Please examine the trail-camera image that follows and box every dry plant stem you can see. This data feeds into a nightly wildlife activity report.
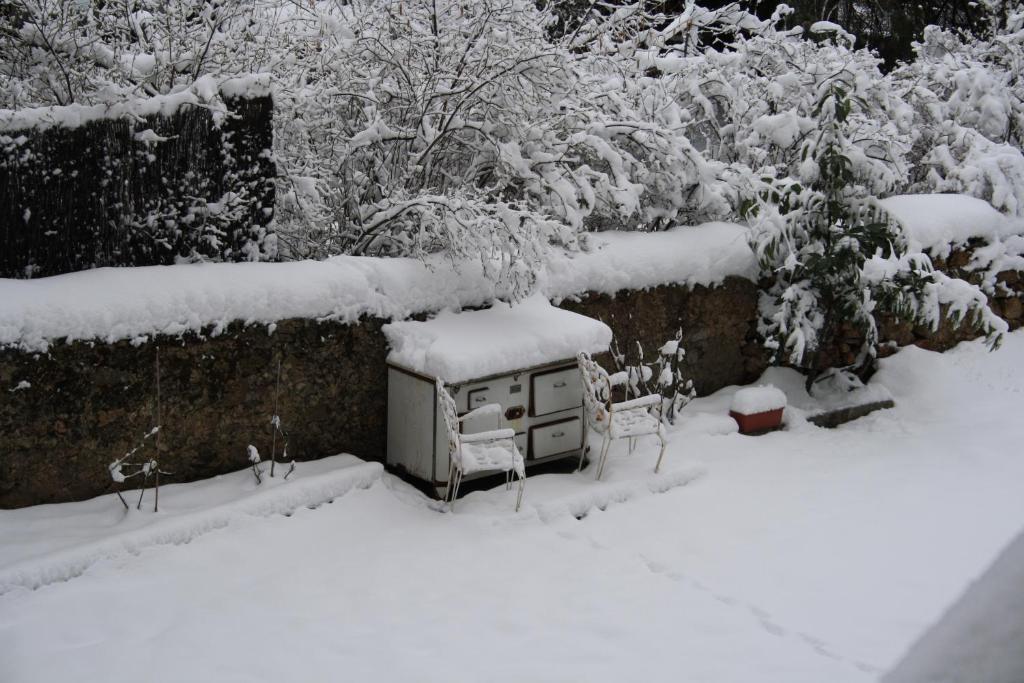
[154,347,162,512]
[270,357,281,478]
[136,473,149,510]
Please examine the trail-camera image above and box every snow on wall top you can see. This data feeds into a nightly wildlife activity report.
[0,222,756,352]
[879,194,1019,258]
[383,295,612,383]
[0,74,271,132]
[544,222,756,298]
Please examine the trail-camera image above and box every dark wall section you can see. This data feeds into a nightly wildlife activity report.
[0,89,275,278]
[0,318,387,508]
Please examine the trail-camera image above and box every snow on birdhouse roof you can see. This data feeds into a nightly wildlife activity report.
[383,295,611,383]
[730,385,787,415]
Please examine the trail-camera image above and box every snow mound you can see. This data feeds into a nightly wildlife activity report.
[383,295,612,382]
[879,194,1019,258]
[809,370,894,412]
[0,222,755,352]
[730,385,787,414]
[545,222,756,298]
[0,459,382,595]
[0,254,500,351]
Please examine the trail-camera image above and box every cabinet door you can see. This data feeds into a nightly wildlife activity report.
[531,366,581,417]
[457,375,528,433]
[529,417,582,460]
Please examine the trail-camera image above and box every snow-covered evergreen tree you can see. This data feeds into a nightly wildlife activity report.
[750,68,1006,389]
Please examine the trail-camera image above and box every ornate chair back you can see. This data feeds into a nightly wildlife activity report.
[436,380,461,464]
[577,352,612,432]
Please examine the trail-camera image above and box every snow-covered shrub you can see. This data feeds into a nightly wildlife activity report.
[749,67,1006,389]
[4,0,1024,297]
[610,330,695,424]
[275,0,751,292]
[893,15,1024,215]
[107,426,170,511]
[247,444,263,484]
[654,331,697,425]
[247,359,295,483]
[267,414,295,480]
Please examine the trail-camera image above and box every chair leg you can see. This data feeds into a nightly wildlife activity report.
[450,469,464,510]
[595,435,612,481]
[515,472,525,512]
[578,426,589,472]
[653,433,667,474]
[446,459,457,503]
[629,437,636,454]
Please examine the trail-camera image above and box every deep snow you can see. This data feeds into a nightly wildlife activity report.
[383,294,612,382]
[0,222,755,352]
[1,333,1024,682]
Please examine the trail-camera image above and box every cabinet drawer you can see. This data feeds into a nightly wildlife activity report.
[463,385,494,412]
[530,366,581,417]
[529,417,582,460]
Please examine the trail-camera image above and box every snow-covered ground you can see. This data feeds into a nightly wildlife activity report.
[2,333,1024,682]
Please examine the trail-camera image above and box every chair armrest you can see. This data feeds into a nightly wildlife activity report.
[612,394,662,412]
[461,428,516,443]
[608,371,628,386]
[459,403,502,423]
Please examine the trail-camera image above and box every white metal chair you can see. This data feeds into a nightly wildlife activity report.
[577,351,667,480]
[437,380,525,511]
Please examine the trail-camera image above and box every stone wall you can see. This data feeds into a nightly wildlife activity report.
[0,279,760,509]
[0,318,388,508]
[2,260,1022,510]
[559,277,765,395]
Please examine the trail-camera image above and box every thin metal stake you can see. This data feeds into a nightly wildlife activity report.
[271,357,281,477]
[154,347,161,513]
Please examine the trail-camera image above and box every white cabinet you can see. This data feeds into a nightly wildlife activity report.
[386,360,587,494]
[382,298,611,496]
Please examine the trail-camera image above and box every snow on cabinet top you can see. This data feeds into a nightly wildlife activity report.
[0,222,755,351]
[383,296,612,384]
[879,194,1019,258]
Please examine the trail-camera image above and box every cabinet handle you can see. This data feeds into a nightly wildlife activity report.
[553,381,567,388]
[474,396,487,403]
[552,431,565,438]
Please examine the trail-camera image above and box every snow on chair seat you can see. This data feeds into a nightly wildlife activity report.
[609,403,663,438]
[577,352,667,480]
[436,380,525,511]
